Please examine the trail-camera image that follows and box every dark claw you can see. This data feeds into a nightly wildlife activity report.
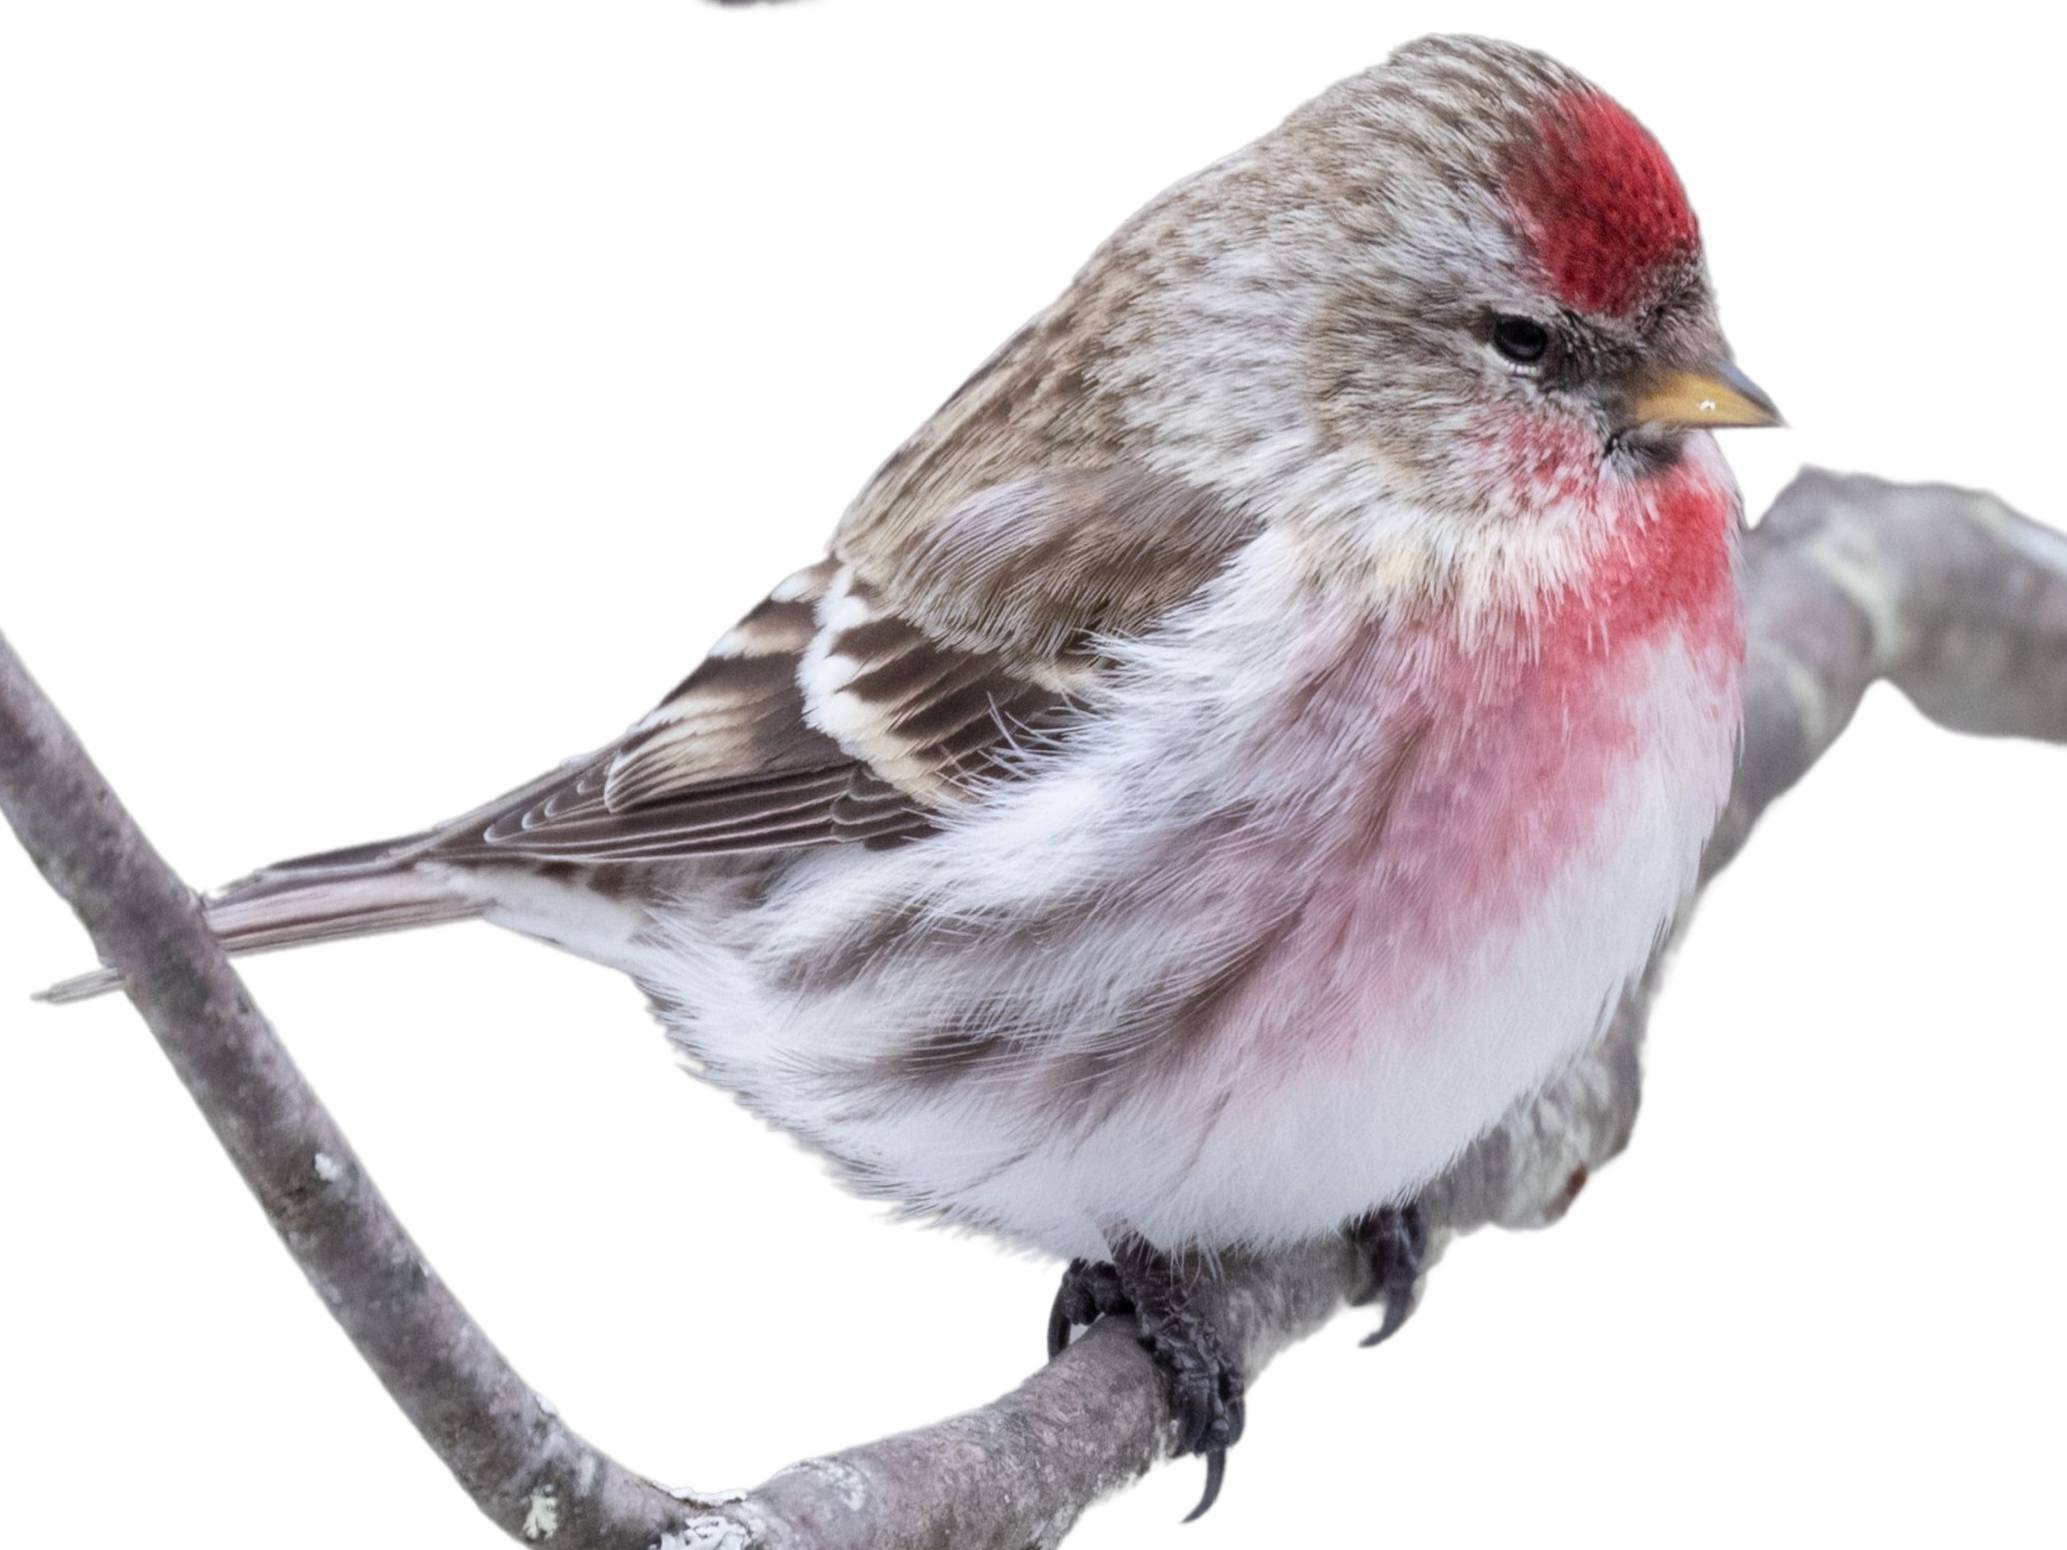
[1046,1273,1076,1360]
[1360,1285,1419,1348]
[1044,1240,1246,1520]
[1184,1448,1226,1523]
[1348,1201,1429,1348]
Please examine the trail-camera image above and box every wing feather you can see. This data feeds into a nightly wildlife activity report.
[382,465,1257,867]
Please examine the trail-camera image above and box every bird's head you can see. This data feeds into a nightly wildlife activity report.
[842,37,1779,635]
[1071,34,1779,531]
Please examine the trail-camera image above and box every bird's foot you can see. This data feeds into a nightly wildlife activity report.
[1348,1201,1429,1347]
[1047,1241,1246,1521]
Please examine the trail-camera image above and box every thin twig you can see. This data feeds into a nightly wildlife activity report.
[4,468,2063,1549]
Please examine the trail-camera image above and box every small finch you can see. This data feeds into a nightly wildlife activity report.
[51,35,1779,1513]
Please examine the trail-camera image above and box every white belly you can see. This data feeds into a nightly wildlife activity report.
[631,572,1738,1258]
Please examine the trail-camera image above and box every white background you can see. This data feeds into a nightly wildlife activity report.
[3,3,2062,1546]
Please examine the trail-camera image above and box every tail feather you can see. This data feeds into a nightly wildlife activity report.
[37,849,482,1005]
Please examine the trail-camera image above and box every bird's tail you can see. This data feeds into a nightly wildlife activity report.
[36,835,482,1005]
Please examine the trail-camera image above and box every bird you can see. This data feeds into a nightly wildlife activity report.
[46,34,1780,1515]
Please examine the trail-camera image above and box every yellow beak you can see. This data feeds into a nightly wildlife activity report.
[1629,359,1783,430]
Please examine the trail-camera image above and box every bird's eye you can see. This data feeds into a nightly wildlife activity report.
[1491,315,1551,366]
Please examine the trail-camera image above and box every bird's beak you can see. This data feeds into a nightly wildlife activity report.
[1628,358,1783,431]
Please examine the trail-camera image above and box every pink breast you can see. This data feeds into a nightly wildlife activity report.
[1227,459,1742,1062]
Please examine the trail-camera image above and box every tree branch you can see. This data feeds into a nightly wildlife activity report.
[4,468,2063,1549]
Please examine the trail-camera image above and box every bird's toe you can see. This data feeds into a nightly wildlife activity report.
[1348,1201,1430,1347]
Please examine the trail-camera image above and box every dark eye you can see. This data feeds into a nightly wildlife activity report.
[1491,314,1550,366]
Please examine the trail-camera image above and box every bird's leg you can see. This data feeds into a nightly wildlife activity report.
[1047,1239,1246,1520]
[1347,1200,1430,1347]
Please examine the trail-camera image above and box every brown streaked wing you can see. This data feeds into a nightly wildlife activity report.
[837,467,1261,664]
[601,557,844,810]
[801,574,1077,808]
[416,558,921,864]
[407,462,1257,865]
